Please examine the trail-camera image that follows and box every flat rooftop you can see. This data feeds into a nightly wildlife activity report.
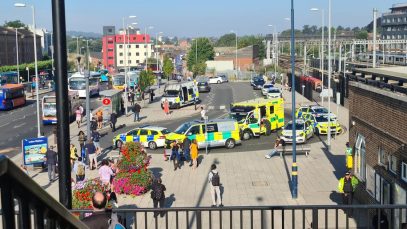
[354,67,407,81]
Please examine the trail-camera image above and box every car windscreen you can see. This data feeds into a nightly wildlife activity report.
[315,116,333,122]
[164,90,179,97]
[268,88,280,93]
[263,84,273,88]
[229,113,247,123]
[174,123,192,134]
[43,103,57,117]
[285,123,304,130]
[313,107,328,113]
[197,82,207,86]
[161,129,171,134]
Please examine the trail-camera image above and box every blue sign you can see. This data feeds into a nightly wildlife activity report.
[22,137,48,165]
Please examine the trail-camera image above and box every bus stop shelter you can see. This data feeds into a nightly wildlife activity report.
[99,89,123,122]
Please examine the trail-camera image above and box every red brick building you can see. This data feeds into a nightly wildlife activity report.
[348,68,407,226]
[214,45,259,71]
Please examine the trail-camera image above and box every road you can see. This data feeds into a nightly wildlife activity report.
[98,82,328,155]
[0,93,102,157]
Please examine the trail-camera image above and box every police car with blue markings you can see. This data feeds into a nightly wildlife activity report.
[113,125,171,150]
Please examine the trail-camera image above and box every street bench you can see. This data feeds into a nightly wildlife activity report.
[274,144,311,157]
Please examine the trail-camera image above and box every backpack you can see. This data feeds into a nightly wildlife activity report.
[93,132,100,142]
[211,172,220,186]
[77,163,85,176]
[108,212,126,229]
[152,184,164,200]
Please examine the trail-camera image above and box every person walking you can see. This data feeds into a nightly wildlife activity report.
[79,104,84,123]
[338,171,359,217]
[151,178,166,218]
[99,159,114,187]
[265,137,285,159]
[78,130,87,162]
[149,88,155,103]
[70,143,79,169]
[170,140,181,171]
[200,106,206,121]
[44,145,58,183]
[96,109,103,129]
[182,137,191,165]
[190,139,199,169]
[85,139,98,170]
[73,157,86,182]
[208,164,222,207]
[75,107,82,128]
[130,90,135,106]
[345,142,353,170]
[133,102,141,122]
[110,112,117,132]
[163,99,170,115]
[92,130,102,154]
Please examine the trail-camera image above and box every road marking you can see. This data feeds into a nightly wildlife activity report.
[208,106,215,110]
[13,115,26,122]
[219,105,225,110]
[0,122,10,128]
[13,122,26,129]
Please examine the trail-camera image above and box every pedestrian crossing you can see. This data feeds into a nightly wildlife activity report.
[207,105,228,111]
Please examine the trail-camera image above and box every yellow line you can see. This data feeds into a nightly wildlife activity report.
[292,172,298,175]
[292,162,297,167]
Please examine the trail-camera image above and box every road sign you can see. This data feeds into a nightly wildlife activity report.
[22,137,48,165]
[102,98,111,106]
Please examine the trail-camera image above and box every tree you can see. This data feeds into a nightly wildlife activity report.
[3,20,27,29]
[215,33,236,47]
[138,70,155,91]
[237,35,266,60]
[192,62,206,76]
[337,25,344,31]
[356,30,368,39]
[302,25,311,34]
[162,56,174,79]
[187,37,214,72]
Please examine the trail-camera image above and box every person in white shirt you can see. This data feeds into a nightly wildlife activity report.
[200,107,206,121]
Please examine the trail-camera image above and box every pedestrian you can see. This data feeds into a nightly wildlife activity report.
[120,98,125,115]
[149,88,155,103]
[70,143,79,169]
[133,102,141,122]
[78,130,87,161]
[99,159,114,187]
[208,164,223,207]
[90,117,98,132]
[170,140,181,171]
[82,192,111,228]
[337,171,359,217]
[265,137,285,159]
[73,157,86,182]
[190,139,199,169]
[85,139,98,170]
[96,109,103,129]
[110,112,117,132]
[130,90,135,106]
[75,107,82,128]
[182,137,191,165]
[151,178,166,218]
[44,145,58,183]
[92,130,102,154]
[79,104,84,123]
[372,210,389,229]
[163,99,170,115]
[345,142,353,170]
[200,106,206,121]
[89,109,94,122]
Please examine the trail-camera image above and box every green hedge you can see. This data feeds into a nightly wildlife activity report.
[0,60,53,73]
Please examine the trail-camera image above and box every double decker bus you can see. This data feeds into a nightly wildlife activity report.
[42,92,81,124]
[68,72,101,98]
[0,84,26,110]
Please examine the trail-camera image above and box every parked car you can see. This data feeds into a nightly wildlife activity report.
[250,75,262,86]
[266,87,282,99]
[261,83,274,95]
[280,119,314,144]
[219,75,228,83]
[197,81,211,92]
[252,78,265,90]
[208,76,225,84]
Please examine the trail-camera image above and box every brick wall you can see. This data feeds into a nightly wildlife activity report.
[348,82,407,205]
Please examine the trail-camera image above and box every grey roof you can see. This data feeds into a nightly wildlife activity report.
[354,67,407,82]
[99,89,123,97]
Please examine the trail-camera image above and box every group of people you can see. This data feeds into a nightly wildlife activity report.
[168,138,199,171]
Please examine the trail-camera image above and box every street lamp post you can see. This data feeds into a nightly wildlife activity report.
[327,0,332,149]
[268,25,277,78]
[145,26,154,71]
[310,7,325,105]
[122,16,136,116]
[156,32,163,73]
[15,2,41,137]
[85,39,92,140]
[231,30,238,78]
[15,28,20,84]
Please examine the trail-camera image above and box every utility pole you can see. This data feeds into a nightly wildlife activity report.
[15,28,20,84]
[85,40,91,144]
[327,0,332,149]
[373,8,377,68]
[122,18,129,115]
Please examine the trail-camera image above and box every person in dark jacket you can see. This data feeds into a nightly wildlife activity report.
[151,178,166,217]
[182,138,191,165]
[149,88,155,103]
[44,146,58,183]
[110,112,117,132]
[134,103,141,122]
[82,192,111,228]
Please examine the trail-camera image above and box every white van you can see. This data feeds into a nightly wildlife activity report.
[161,81,200,109]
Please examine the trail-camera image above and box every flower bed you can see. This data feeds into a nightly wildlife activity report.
[72,178,109,209]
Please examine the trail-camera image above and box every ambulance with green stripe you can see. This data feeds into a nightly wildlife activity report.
[113,125,171,150]
[229,98,284,140]
[165,119,241,149]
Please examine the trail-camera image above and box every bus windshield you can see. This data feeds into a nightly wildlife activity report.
[113,76,125,86]
[174,123,191,134]
[43,103,57,117]
[164,90,179,97]
[69,79,86,90]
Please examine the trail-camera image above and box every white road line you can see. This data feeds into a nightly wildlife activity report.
[208,106,215,110]
[13,115,26,122]
[0,122,10,128]
[219,105,225,110]
[13,122,26,129]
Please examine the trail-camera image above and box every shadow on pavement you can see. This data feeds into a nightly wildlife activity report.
[329,191,342,205]
[317,135,346,180]
[282,154,293,195]
[149,167,163,178]
[165,193,176,208]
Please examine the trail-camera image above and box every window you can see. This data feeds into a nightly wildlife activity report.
[150,130,158,135]
[119,45,123,48]
[108,57,113,59]
[139,129,148,135]
[354,134,366,181]
[402,162,407,182]
[136,45,139,48]
[128,52,131,56]
[144,45,147,48]
[389,154,398,174]
[119,60,123,64]
[128,45,131,48]
[136,52,140,56]
[128,60,131,64]
[108,40,113,44]
[108,29,113,33]
[144,52,147,56]
[378,147,385,165]
[128,129,139,135]
[366,164,375,197]
[269,106,275,114]
[136,60,140,64]
[187,125,201,135]
[204,124,218,133]
[107,48,113,52]
[119,52,123,56]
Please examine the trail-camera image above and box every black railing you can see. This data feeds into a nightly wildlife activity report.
[0,155,86,229]
[72,205,407,229]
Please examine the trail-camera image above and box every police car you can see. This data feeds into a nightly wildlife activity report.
[301,113,342,135]
[113,125,171,150]
[280,119,314,144]
[295,105,337,119]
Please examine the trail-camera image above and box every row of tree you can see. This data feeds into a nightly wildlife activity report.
[279,25,370,39]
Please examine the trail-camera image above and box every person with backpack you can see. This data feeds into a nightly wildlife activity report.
[92,130,102,154]
[73,157,86,182]
[170,140,181,171]
[150,178,166,217]
[208,164,223,207]
[134,102,141,122]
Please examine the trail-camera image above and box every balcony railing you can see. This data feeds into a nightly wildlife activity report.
[0,155,86,228]
[72,205,407,229]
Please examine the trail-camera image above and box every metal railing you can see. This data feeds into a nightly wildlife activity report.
[72,205,407,229]
[0,155,87,228]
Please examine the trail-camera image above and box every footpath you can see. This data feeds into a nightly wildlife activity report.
[10,81,361,228]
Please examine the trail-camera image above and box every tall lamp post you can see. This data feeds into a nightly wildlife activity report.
[231,30,238,78]
[290,0,298,199]
[15,28,21,84]
[145,26,154,70]
[84,39,92,140]
[310,7,325,105]
[327,0,332,149]
[267,25,277,78]
[15,2,41,137]
[122,15,136,115]
[156,32,163,72]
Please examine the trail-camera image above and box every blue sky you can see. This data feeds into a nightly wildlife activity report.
[0,0,397,37]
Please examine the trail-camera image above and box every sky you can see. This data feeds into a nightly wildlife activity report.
[0,0,398,37]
